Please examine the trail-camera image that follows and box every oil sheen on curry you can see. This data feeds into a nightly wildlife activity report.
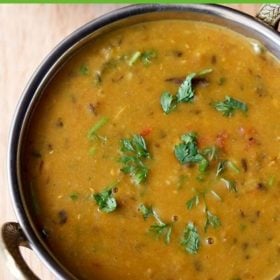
[22,20,280,280]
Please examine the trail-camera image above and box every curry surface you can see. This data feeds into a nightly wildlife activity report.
[23,20,280,280]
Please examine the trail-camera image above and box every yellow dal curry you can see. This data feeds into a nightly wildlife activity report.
[22,20,280,280]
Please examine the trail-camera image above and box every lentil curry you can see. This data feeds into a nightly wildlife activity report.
[22,20,280,280]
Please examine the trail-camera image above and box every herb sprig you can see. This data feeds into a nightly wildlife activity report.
[204,208,221,232]
[181,222,200,254]
[213,96,248,117]
[128,50,157,66]
[139,204,173,244]
[220,178,237,192]
[119,134,150,185]
[87,117,108,141]
[174,132,209,172]
[186,190,221,233]
[93,186,117,213]
[160,69,212,114]
[139,204,153,220]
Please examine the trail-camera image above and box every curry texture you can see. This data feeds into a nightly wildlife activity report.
[23,21,280,280]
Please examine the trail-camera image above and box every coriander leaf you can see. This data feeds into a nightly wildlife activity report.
[120,139,134,153]
[93,187,117,213]
[176,69,212,103]
[181,222,200,254]
[128,51,141,66]
[87,117,108,140]
[180,131,197,144]
[119,134,150,184]
[221,178,237,192]
[176,73,196,103]
[141,50,157,66]
[213,96,248,117]
[139,204,153,220]
[79,64,89,75]
[131,134,150,159]
[216,160,226,177]
[120,134,149,158]
[204,209,221,232]
[174,143,204,164]
[120,134,149,159]
[160,69,212,114]
[121,163,148,185]
[149,223,173,244]
[144,207,173,244]
[186,195,200,209]
[128,50,157,66]
[160,91,177,114]
[202,146,218,161]
[227,160,240,173]
[199,158,209,172]
[174,132,208,171]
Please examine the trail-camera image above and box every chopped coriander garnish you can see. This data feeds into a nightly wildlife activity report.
[160,91,176,114]
[204,208,221,232]
[218,77,226,85]
[227,160,240,173]
[174,132,208,172]
[87,117,108,141]
[149,223,173,244]
[197,68,213,76]
[128,51,141,66]
[196,173,206,182]
[121,134,149,158]
[139,204,153,220]
[79,64,89,75]
[160,69,212,114]
[199,158,209,172]
[202,146,218,161]
[216,160,240,176]
[119,134,150,184]
[181,222,200,254]
[121,162,148,185]
[138,205,173,244]
[186,190,222,235]
[267,176,276,187]
[210,190,222,201]
[150,210,173,244]
[186,194,200,210]
[93,187,117,213]
[213,96,248,117]
[141,50,157,65]
[69,192,79,201]
[176,73,196,103]
[128,50,157,66]
[216,160,226,177]
[177,69,213,103]
[221,178,237,192]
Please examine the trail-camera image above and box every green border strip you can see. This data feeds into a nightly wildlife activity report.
[0,1,275,4]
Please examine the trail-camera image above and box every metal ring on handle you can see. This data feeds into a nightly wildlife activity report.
[1,222,39,280]
[256,4,280,30]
